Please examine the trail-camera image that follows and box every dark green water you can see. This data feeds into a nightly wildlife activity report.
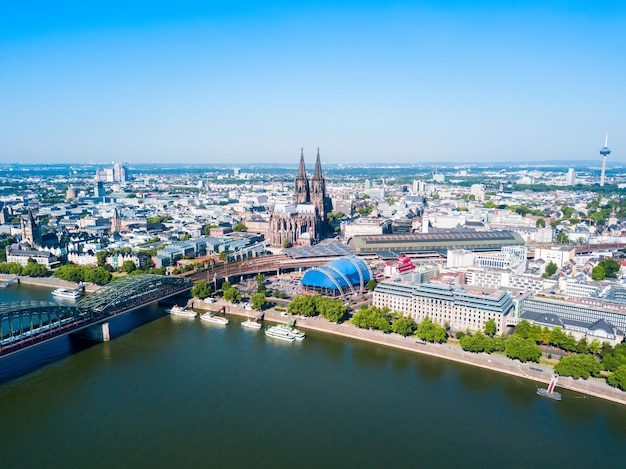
[1,284,626,468]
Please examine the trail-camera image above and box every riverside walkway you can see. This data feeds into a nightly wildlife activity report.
[204,298,626,406]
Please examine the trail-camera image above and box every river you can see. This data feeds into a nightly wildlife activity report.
[1,284,625,468]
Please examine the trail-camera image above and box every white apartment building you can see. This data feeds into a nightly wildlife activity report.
[534,246,576,269]
[564,280,600,298]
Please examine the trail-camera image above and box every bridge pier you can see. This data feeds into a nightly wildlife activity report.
[72,322,111,342]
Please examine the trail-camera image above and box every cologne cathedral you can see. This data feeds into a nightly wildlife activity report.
[268,149,331,246]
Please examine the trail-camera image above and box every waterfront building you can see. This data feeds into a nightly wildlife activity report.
[520,294,626,338]
[6,246,60,268]
[521,310,622,346]
[300,256,372,297]
[373,273,514,334]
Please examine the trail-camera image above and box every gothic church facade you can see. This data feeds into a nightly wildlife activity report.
[268,149,331,247]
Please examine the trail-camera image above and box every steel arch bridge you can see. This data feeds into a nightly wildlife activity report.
[1,275,192,357]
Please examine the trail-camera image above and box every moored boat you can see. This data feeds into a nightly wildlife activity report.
[265,325,296,342]
[241,320,262,329]
[51,288,81,299]
[200,312,229,325]
[537,373,562,401]
[166,305,196,318]
[276,323,305,340]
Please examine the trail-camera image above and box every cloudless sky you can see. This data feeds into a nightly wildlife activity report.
[0,1,624,164]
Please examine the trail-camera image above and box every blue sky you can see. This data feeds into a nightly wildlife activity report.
[0,1,624,164]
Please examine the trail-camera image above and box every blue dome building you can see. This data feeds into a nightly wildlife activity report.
[300,256,372,297]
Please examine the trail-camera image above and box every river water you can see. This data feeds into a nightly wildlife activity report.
[1,284,626,468]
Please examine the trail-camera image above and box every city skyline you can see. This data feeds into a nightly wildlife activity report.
[1,1,624,164]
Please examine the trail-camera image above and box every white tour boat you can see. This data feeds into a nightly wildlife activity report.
[241,320,262,329]
[275,323,305,340]
[166,305,196,318]
[200,312,229,325]
[51,288,81,299]
[265,325,296,342]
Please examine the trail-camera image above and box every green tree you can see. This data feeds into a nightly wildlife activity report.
[515,320,542,342]
[392,317,418,337]
[608,364,626,390]
[219,250,232,261]
[484,318,497,337]
[416,317,447,343]
[21,259,47,277]
[96,250,108,267]
[251,292,267,310]
[121,260,137,273]
[191,280,212,299]
[598,259,620,278]
[555,232,569,244]
[281,239,292,249]
[601,342,626,372]
[232,222,246,232]
[505,335,541,363]
[554,354,601,379]
[591,265,606,281]
[203,224,217,235]
[366,279,377,291]
[224,286,242,303]
[460,332,488,352]
[536,218,546,228]
[543,261,558,278]
[288,294,317,316]
[313,296,349,323]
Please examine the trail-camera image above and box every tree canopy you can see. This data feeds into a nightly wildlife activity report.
[191,280,212,299]
[554,354,602,379]
[416,316,447,343]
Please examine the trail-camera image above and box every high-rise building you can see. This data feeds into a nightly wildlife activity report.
[94,181,105,198]
[113,162,126,182]
[0,202,11,224]
[565,168,576,186]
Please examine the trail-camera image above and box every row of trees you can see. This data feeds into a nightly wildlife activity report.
[53,264,113,285]
[350,306,448,342]
[0,259,48,277]
[287,294,350,323]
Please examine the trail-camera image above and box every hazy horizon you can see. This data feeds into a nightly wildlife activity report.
[1,1,624,164]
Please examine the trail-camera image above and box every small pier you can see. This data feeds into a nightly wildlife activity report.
[0,276,19,288]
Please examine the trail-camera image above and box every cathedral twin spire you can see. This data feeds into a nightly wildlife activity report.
[293,148,328,224]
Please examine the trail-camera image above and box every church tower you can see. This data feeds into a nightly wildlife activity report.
[293,148,310,204]
[310,148,330,227]
[21,209,41,246]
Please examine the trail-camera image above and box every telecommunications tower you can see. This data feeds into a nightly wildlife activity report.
[600,132,611,187]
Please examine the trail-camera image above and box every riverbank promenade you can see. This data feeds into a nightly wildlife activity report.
[195,298,626,406]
